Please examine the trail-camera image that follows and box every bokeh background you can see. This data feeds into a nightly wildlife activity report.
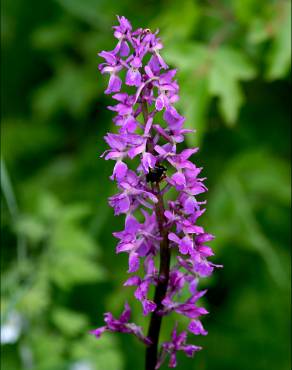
[1,1,291,370]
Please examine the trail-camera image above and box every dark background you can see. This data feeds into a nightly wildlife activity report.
[1,1,291,370]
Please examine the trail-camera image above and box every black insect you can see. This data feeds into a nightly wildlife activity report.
[146,164,167,183]
[141,29,151,41]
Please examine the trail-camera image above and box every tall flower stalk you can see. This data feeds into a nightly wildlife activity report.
[91,16,221,370]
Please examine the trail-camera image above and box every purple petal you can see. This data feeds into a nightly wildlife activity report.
[110,161,128,181]
[144,65,154,78]
[179,236,192,255]
[169,353,177,368]
[148,55,161,74]
[126,68,142,87]
[119,302,131,323]
[120,40,130,56]
[128,252,140,273]
[188,320,208,336]
[180,148,199,161]
[128,143,146,158]
[144,117,153,135]
[142,152,156,173]
[105,74,122,94]
[171,172,186,190]
[124,276,141,286]
[163,107,185,129]
[131,57,142,68]
[155,52,168,69]
[116,243,135,253]
[183,196,198,214]
[90,326,106,338]
[164,210,176,222]
[196,233,215,244]
[112,92,128,102]
[182,344,202,357]
[168,232,181,245]
[125,215,140,232]
[197,245,214,257]
[98,51,116,64]
[155,95,165,111]
[142,300,156,315]
[160,69,177,83]
[115,15,132,33]
[109,194,130,215]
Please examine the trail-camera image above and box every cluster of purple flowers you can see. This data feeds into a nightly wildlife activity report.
[91,16,221,369]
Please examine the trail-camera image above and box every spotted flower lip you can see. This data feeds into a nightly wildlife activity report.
[91,15,221,369]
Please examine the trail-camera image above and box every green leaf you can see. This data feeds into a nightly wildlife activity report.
[32,62,97,119]
[36,192,62,222]
[164,42,209,71]
[18,278,50,317]
[71,334,124,370]
[55,0,119,28]
[49,251,105,289]
[31,22,76,50]
[164,42,211,142]
[51,224,97,256]
[225,175,288,287]
[209,47,256,125]
[151,0,200,42]
[16,216,47,246]
[52,307,89,336]
[227,149,291,205]
[179,75,210,146]
[207,149,290,287]
[209,66,243,125]
[233,0,262,24]
[1,119,58,166]
[266,1,291,80]
[28,329,66,370]
[247,17,270,44]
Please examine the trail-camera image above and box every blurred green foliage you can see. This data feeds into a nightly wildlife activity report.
[1,1,290,370]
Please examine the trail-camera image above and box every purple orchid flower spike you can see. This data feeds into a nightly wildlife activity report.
[91,15,221,370]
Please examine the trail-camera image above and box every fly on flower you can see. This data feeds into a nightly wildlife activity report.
[146,164,167,183]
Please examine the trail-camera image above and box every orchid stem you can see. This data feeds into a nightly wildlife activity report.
[142,101,171,370]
